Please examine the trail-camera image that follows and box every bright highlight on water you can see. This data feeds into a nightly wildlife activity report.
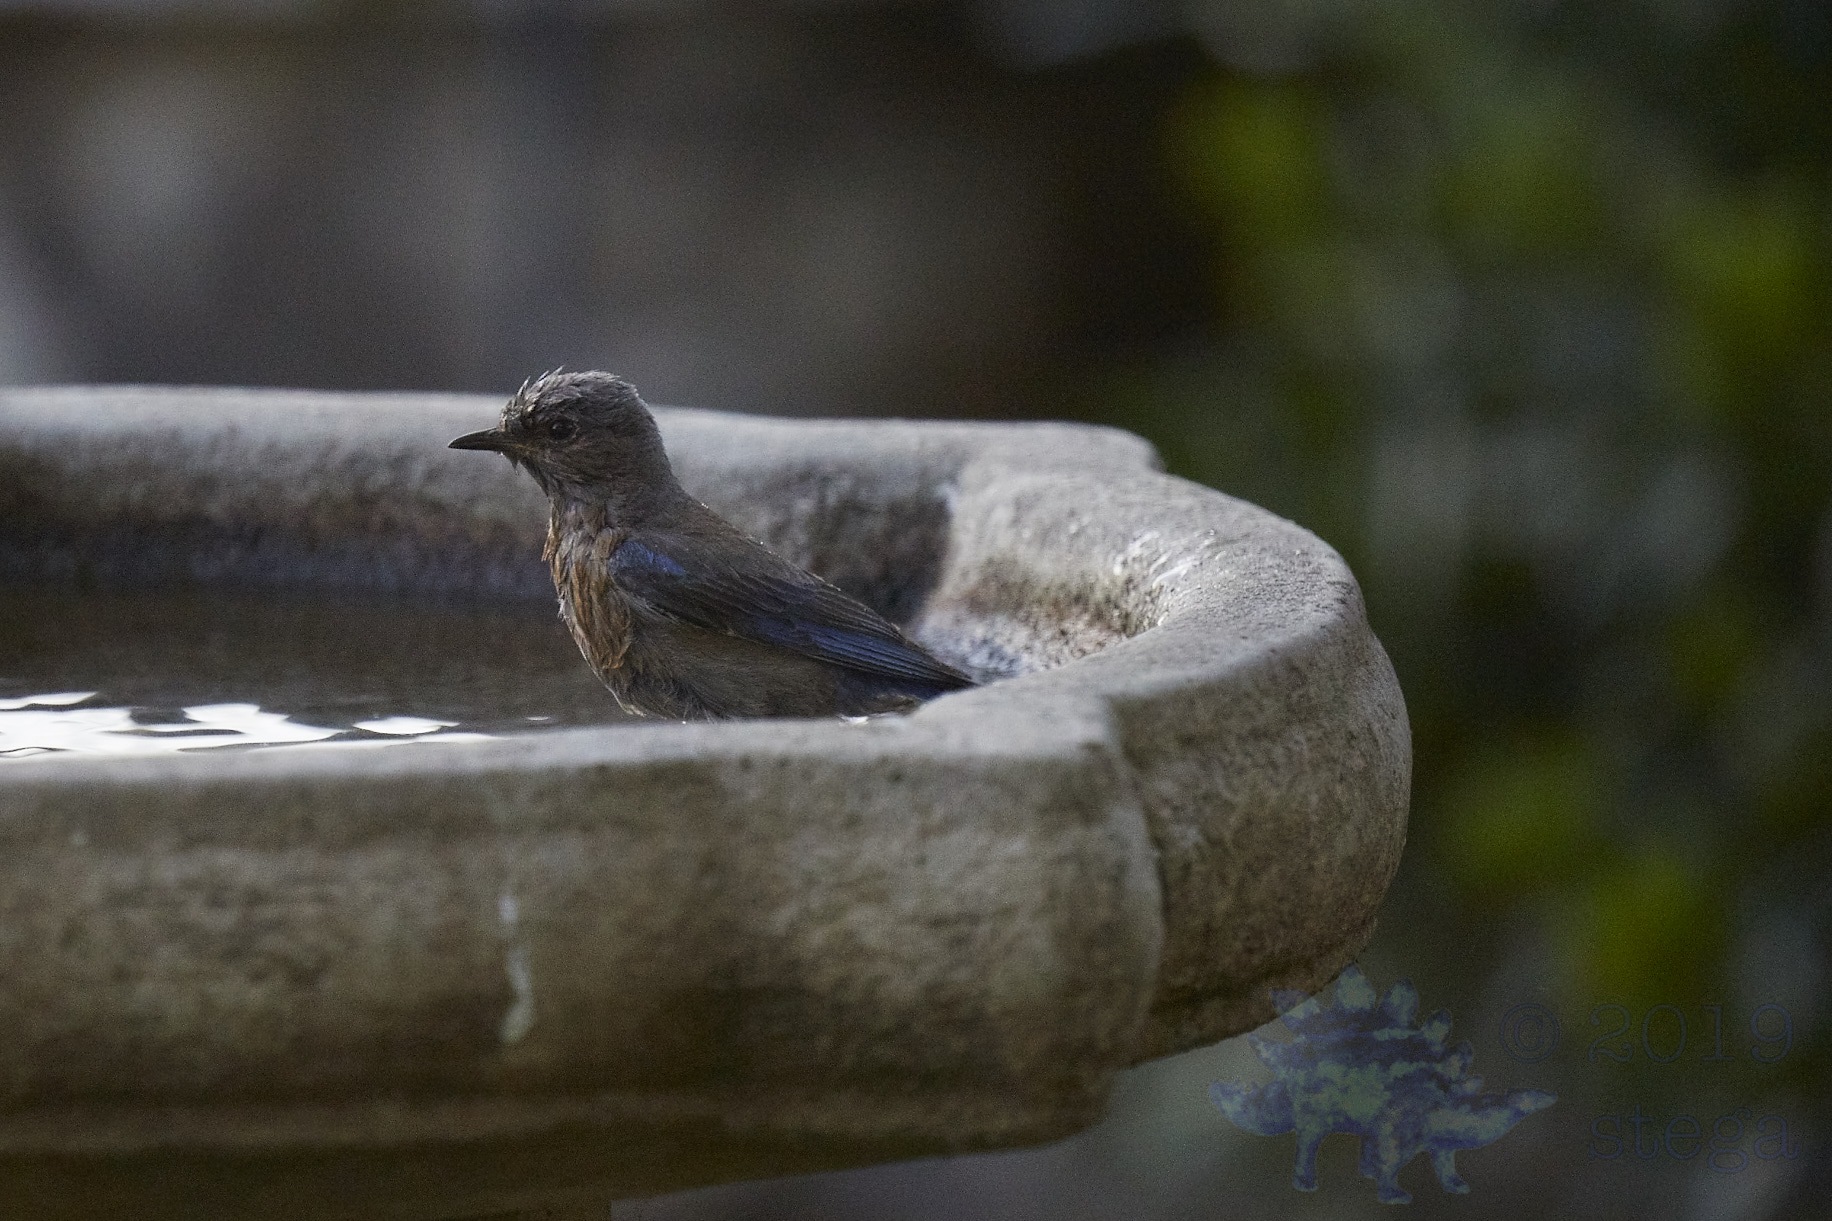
[0,586,636,762]
[0,693,491,759]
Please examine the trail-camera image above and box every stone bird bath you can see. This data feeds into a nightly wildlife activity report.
[0,386,1409,1219]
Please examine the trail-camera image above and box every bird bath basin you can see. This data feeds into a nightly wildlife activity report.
[0,386,1409,1219]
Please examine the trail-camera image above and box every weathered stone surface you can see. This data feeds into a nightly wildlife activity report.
[0,386,1409,1218]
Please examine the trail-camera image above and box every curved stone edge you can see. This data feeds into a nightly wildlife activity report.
[919,458,1411,1061]
[0,698,1161,1140]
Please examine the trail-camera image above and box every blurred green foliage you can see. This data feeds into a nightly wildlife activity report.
[1085,0,1830,1063]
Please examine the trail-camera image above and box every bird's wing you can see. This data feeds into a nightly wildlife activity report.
[609,534,972,688]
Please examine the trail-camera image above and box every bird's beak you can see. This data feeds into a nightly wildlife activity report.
[449,428,512,452]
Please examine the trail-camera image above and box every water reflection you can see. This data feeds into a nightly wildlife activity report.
[0,694,492,759]
[0,585,631,761]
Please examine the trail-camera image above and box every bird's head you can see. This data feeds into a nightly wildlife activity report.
[449,370,681,515]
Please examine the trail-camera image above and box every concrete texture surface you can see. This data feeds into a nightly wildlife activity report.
[0,385,1409,1218]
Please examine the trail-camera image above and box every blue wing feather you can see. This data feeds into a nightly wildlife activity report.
[609,532,972,690]
[615,540,688,578]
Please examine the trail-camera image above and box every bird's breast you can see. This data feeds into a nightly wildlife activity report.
[548,524,636,678]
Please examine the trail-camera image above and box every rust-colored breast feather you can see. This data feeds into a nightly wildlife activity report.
[547,519,634,686]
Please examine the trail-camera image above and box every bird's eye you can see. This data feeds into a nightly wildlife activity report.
[545,419,577,441]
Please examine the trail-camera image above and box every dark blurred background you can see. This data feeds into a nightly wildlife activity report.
[3,1,1828,1218]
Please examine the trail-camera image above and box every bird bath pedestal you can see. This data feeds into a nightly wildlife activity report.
[0,386,1409,1219]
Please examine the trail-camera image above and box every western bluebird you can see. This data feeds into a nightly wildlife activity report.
[449,371,976,720]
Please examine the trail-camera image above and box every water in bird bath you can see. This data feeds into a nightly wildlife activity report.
[0,585,631,760]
